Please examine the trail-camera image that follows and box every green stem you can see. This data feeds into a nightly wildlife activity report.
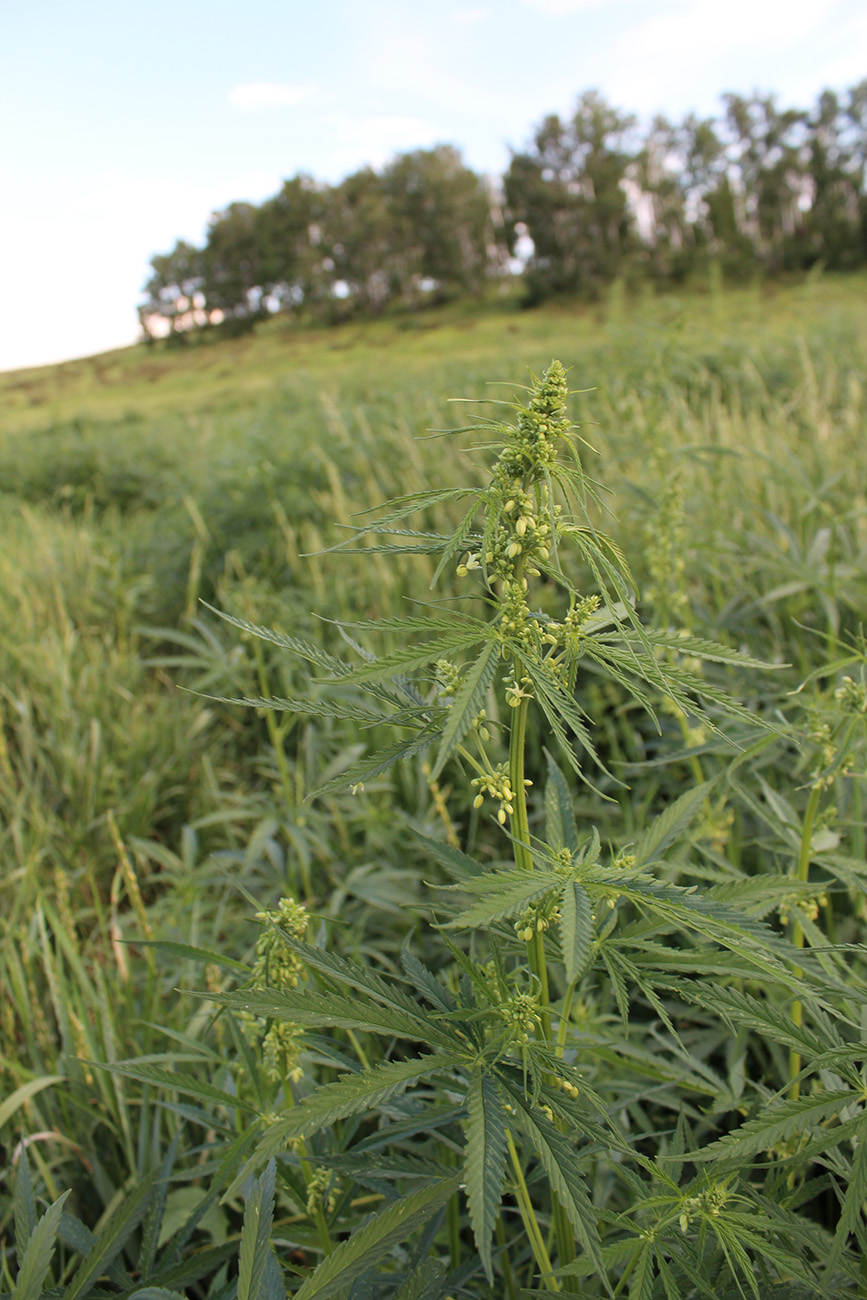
[789,783,822,1100]
[507,1130,560,1292]
[510,685,576,1283]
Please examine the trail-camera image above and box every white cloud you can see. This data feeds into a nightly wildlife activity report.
[227,82,313,110]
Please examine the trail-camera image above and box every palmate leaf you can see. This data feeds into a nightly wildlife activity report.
[292,1174,461,1300]
[325,630,486,687]
[431,641,499,779]
[464,1071,509,1283]
[413,831,484,880]
[202,605,352,676]
[544,751,579,854]
[248,1053,461,1163]
[238,1160,278,1300]
[92,1060,259,1115]
[688,1090,856,1162]
[10,1189,69,1300]
[830,1111,867,1264]
[213,985,454,1048]
[271,934,464,1049]
[312,726,439,797]
[442,865,563,930]
[634,782,716,866]
[393,1257,449,1300]
[506,1094,607,1284]
[560,881,593,983]
[430,499,482,589]
[13,1148,37,1270]
[201,691,393,725]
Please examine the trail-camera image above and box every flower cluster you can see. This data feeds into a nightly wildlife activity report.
[513,894,562,942]
[471,763,531,824]
[253,896,309,991]
[678,1183,729,1234]
[835,675,867,714]
[249,897,309,1085]
[496,989,543,1046]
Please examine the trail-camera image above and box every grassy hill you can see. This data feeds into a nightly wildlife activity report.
[1,274,866,1295]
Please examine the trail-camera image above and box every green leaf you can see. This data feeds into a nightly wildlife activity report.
[63,1173,155,1300]
[10,1190,70,1300]
[292,1175,461,1300]
[635,782,715,866]
[443,866,562,930]
[508,1099,606,1282]
[688,1090,855,1161]
[312,728,438,797]
[13,1148,37,1271]
[393,1257,449,1300]
[430,500,482,589]
[413,832,484,880]
[430,640,498,780]
[464,1071,508,1283]
[93,1061,258,1115]
[544,751,578,854]
[250,1053,459,1162]
[328,632,483,686]
[560,881,593,983]
[238,1159,277,1300]
[0,1076,64,1132]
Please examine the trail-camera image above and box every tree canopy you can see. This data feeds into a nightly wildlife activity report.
[140,82,867,339]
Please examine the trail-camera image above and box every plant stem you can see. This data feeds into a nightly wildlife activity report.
[789,782,822,1100]
[507,1130,560,1292]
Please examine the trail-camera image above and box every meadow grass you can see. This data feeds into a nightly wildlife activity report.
[1,274,866,1295]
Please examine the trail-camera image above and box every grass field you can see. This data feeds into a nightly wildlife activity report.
[1,273,866,1297]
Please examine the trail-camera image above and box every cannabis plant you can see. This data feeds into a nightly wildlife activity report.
[115,363,864,1297]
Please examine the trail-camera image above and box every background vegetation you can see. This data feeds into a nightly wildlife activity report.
[1,272,866,1294]
[138,83,867,340]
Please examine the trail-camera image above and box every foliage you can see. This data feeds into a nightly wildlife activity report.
[138,81,867,336]
[2,286,867,1296]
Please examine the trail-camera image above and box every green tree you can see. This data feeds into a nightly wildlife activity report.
[381,145,496,303]
[202,201,264,325]
[138,240,205,340]
[505,92,637,302]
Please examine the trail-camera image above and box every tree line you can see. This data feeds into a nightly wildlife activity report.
[140,82,867,339]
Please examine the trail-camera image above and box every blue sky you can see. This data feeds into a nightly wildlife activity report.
[2,0,865,371]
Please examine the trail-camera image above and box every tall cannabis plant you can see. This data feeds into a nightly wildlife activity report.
[186,363,863,1297]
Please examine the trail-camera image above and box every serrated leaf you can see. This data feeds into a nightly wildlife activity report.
[214,985,445,1045]
[238,1159,276,1300]
[635,782,715,866]
[14,1148,37,1270]
[508,1099,606,1281]
[10,1190,70,1300]
[544,751,578,854]
[443,866,562,930]
[689,1090,855,1161]
[327,632,483,687]
[312,728,438,797]
[430,500,482,588]
[413,832,484,880]
[430,641,498,780]
[93,1062,258,1115]
[464,1072,508,1283]
[561,881,593,983]
[249,1054,459,1165]
[393,1257,448,1300]
[292,1175,461,1300]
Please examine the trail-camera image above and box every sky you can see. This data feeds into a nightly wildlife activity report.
[1,0,865,372]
